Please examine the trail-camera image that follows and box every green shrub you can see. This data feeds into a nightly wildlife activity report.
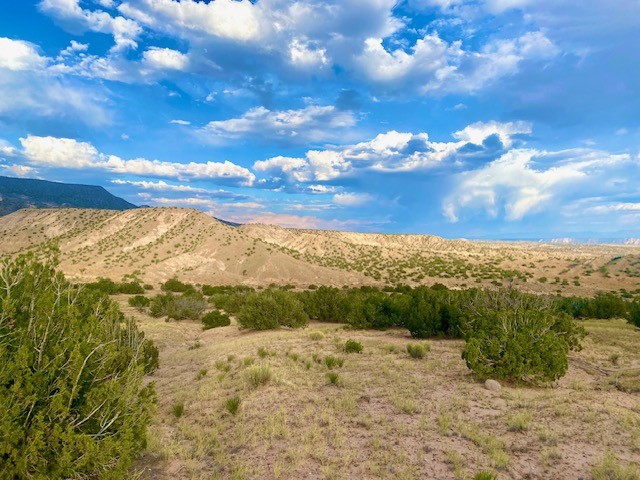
[628,300,640,327]
[344,339,363,353]
[326,372,340,385]
[474,472,498,480]
[149,292,207,320]
[324,356,343,369]
[128,294,150,311]
[406,343,429,359]
[161,278,195,294]
[245,365,272,388]
[257,347,269,358]
[237,290,309,330]
[0,254,156,479]
[117,281,145,295]
[225,396,241,415]
[591,452,639,480]
[201,310,231,330]
[309,331,325,341]
[462,309,584,383]
[172,402,185,418]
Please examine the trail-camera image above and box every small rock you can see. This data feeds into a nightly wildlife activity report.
[485,379,501,392]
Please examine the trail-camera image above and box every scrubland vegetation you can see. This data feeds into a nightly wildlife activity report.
[2,243,640,478]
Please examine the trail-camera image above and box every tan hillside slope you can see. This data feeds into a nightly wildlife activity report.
[0,208,364,286]
[240,223,640,295]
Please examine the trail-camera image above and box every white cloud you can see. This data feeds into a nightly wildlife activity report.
[111,179,247,199]
[289,39,329,69]
[0,38,48,71]
[253,120,531,184]
[118,0,265,42]
[443,148,637,222]
[19,135,255,186]
[170,119,191,126]
[200,105,357,143]
[453,120,532,148]
[333,192,373,206]
[39,0,142,51]
[0,164,37,177]
[355,30,557,94]
[142,47,189,71]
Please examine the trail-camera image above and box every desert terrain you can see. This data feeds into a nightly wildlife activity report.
[0,207,639,297]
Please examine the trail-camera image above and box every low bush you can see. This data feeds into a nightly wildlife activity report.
[462,308,584,383]
[201,310,231,330]
[406,343,429,359]
[128,294,150,311]
[172,402,184,418]
[326,372,340,385]
[0,254,156,479]
[226,396,241,415]
[161,278,195,294]
[628,300,640,327]
[237,290,308,330]
[149,293,207,321]
[245,365,272,389]
[344,339,363,353]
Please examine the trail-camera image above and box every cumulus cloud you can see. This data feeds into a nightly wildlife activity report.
[39,0,142,51]
[142,47,189,71]
[118,0,266,42]
[356,30,557,94]
[333,192,374,206]
[19,135,255,187]
[253,120,527,185]
[0,38,48,71]
[199,105,357,144]
[453,120,532,148]
[443,148,637,222]
[111,179,248,199]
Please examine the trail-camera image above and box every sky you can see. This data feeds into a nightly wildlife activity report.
[0,0,639,240]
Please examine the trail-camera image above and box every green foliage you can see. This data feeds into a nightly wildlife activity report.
[462,306,584,383]
[324,355,344,369]
[161,278,195,294]
[326,372,340,385]
[84,277,144,295]
[0,254,156,479]
[591,452,639,480]
[201,310,231,330]
[237,290,309,330]
[225,396,241,415]
[627,300,640,327]
[557,292,628,319]
[308,330,325,341]
[474,472,498,480]
[245,365,272,388]
[128,294,150,311]
[149,292,207,320]
[402,287,464,338]
[172,402,184,418]
[344,339,363,353]
[406,342,429,359]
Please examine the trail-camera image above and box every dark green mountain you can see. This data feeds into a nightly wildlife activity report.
[0,176,137,216]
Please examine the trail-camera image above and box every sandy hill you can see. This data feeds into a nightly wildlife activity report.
[0,207,639,294]
[240,223,640,295]
[0,208,362,286]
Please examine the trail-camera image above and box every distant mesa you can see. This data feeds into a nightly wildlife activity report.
[0,176,136,216]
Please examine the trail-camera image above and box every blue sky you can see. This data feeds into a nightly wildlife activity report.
[0,0,638,239]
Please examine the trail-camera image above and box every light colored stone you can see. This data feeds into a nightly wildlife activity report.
[485,379,501,392]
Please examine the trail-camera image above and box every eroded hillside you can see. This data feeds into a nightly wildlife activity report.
[1,207,639,295]
[240,224,640,296]
[0,208,363,286]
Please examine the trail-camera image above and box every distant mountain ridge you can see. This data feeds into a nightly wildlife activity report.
[0,176,136,216]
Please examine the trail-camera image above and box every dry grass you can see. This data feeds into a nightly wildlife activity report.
[125,299,640,480]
